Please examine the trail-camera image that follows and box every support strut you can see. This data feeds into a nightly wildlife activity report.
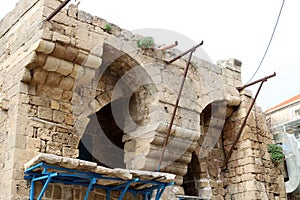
[159,41,178,51]
[45,0,72,21]
[157,41,204,171]
[222,72,276,170]
[166,41,203,64]
[237,72,276,91]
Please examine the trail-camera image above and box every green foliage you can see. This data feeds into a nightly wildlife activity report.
[137,37,155,49]
[104,23,112,33]
[268,144,285,163]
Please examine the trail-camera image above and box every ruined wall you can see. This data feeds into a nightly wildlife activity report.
[222,91,286,200]
[0,0,287,199]
[0,0,46,198]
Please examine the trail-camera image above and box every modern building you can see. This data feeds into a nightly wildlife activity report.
[266,94,300,141]
[266,94,300,198]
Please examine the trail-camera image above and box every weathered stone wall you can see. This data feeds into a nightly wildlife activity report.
[0,0,287,199]
[223,91,286,200]
[0,0,45,198]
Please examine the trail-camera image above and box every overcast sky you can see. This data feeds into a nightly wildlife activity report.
[1,0,299,110]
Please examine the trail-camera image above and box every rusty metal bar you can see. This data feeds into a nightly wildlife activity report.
[158,41,178,51]
[237,72,276,91]
[222,73,276,170]
[222,81,265,170]
[157,49,196,172]
[45,0,72,21]
[166,41,203,64]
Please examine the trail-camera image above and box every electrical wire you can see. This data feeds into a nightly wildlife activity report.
[246,0,286,83]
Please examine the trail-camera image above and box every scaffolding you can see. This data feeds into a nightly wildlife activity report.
[24,162,175,200]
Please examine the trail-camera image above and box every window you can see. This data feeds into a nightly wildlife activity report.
[295,109,300,118]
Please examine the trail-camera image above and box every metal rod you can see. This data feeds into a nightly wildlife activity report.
[84,178,96,200]
[37,175,54,200]
[166,41,203,64]
[45,0,72,21]
[30,179,35,200]
[158,41,178,51]
[31,117,71,130]
[237,72,276,91]
[222,80,266,170]
[157,49,196,171]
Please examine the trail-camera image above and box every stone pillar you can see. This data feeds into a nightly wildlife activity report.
[223,90,286,199]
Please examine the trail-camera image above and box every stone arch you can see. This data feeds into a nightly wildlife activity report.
[74,41,161,168]
[183,99,238,198]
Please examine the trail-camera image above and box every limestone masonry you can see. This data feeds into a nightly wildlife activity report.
[0,0,287,199]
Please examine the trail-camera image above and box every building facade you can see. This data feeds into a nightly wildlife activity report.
[266,94,300,198]
[0,0,287,199]
[266,94,300,136]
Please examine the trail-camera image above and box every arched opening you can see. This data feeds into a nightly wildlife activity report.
[183,152,200,196]
[78,43,156,168]
[183,101,235,198]
[78,98,128,168]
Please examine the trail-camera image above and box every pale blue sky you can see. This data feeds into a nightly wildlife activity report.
[1,0,299,110]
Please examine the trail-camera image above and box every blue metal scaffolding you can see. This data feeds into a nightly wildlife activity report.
[24,162,174,200]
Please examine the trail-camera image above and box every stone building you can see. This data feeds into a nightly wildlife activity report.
[0,0,287,199]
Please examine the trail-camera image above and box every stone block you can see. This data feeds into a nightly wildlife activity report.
[51,100,60,110]
[60,157,79,170]
[76,27,89,39]
[61,91,73,102]
[52,132,69,144]
[0,98,10,111]
[30,96,50,107]
[65,113,74,125]
[65,46,79,62]
[46,72,62,87]
[74,51,88,65]
[76,38,93,51]
[44,0,61,10]
[53,110,65,123]
[89,99,101,113]
[90,44,104,57]
[26,138,41,150]
[237,157,255,166]
[35,39,55,54]
[31,68,48,84]
[61,103,72,113]
[78,160,97,170]
[38,106,52,121]
[51,43,66,59]
[56,60,73,76]
[49,88,64,100]
[21,68,32,82]
[69,64,80,78]
[96,92,111,106]
[77,67,95,85]
[243,190,257,199]
[41,28,53,40]
[59,76,74,91]
[92,16,106,28]
[53,32,71,44]
[46,142,62,156]
[62,147,79,158]
[84,54,102,69]
[43,56,61,72]
[68,4,78,18]
[77,10,93,24]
